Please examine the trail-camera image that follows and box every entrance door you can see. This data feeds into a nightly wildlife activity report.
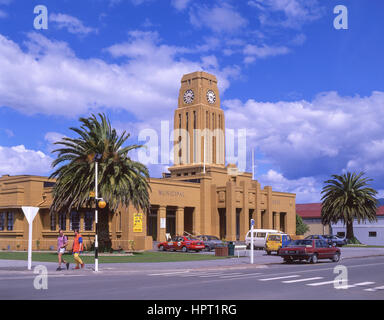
[166,208,176,237]
[184,207,194,235]
[219,208,226,240]
[236,208,241,241]
[147,208,157,241]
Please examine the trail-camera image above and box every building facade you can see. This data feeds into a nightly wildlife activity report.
[296,203,331,237]
[297,203,384,245]
[0,71,296,251]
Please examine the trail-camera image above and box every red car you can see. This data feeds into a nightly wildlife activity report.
[278,239,341,264]
[158,236,205,252]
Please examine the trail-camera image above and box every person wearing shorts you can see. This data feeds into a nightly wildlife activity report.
[57,229,70,271]
[72,229,85,269]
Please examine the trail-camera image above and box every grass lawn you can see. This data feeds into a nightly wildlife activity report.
[0,251,228,263]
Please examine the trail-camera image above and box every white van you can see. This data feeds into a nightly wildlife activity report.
[245,229,282,249]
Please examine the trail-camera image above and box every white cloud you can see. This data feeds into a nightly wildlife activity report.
[44,132,66,144]
[50,13,98,35]
[171,0,191,11]
[249,0,324,28]
[0,31,237,121]
[259,169,321,203]
[0,145,53,176]
[243,44,290,63]
[223,91,384,200]
[190,3,247,33]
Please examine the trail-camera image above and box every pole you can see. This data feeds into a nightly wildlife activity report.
[22,207,39,271]
[95,161,99,272]
[28,221,33,270]
[250,219,254,264]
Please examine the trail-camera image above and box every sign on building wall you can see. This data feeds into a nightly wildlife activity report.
[160,218,166,229]
[133,213,143,233]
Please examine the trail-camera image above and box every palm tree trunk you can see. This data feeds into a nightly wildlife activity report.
[346,220,354,240]
[98,207,112,252]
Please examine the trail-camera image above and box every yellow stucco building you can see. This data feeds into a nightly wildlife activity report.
[0,71,296,251]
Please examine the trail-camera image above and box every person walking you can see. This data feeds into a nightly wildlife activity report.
[57,229,70,271]
[72,229,85,269]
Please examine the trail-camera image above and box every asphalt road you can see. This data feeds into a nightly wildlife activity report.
[1,255,384,300]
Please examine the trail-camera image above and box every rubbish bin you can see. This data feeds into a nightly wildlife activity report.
[215,246,228,256]
[227,242,235,256]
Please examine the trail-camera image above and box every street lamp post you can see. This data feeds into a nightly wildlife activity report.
[94,153,103,272]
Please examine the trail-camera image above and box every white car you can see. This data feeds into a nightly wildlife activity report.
[245,229,282,249]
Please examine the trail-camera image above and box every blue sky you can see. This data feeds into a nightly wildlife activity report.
[0,0,383,203]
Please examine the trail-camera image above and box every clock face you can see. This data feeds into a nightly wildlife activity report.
[183,89,194,104]
[206,90,216,104]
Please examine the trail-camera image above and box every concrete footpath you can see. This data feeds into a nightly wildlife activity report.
[0,247,383,274]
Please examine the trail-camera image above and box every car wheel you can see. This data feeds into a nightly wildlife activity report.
[310,254,318,264]
[266,251,271,255]
[159,245,165,251]
[204,246,211,252]
[284,258,293,264]
[182,246,188,253]
[332,252,340,262]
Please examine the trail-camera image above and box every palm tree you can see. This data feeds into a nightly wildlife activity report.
[50,113,151,250]
[321,172,378,242]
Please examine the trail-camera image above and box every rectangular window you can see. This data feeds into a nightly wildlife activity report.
[84,211,94,231]
[369,231,377,237]
[178,114,181,129]
[59,212,66,230]
[70,211,80,231]
[7,212,14,231]
[0,213,4,231]
[50,213,56,231]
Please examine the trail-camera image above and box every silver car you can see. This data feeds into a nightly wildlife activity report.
[196,235,223,252]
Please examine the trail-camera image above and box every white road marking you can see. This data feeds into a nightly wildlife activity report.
[307,280,336,286]
[283,277,323,283]
[180,272,224,277]
[364,285,384,292]
[259,275,300,281]
[200,272,244,278]
[343,282,375,289]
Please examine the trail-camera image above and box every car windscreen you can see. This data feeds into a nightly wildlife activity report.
[268,235,281,241]
[288,240,312,247]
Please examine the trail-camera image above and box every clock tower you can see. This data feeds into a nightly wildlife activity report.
[169,71,225,177]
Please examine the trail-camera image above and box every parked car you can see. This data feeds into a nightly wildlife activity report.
[265,233,291,255]
[322,235,347,247]
[245,229,281,249]
[305,234,333,245]
[196,235,223,251]
[278,239,341,264]
[157,236,205,252]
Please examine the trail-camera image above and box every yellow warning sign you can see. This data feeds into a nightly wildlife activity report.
[133,213,143,233]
